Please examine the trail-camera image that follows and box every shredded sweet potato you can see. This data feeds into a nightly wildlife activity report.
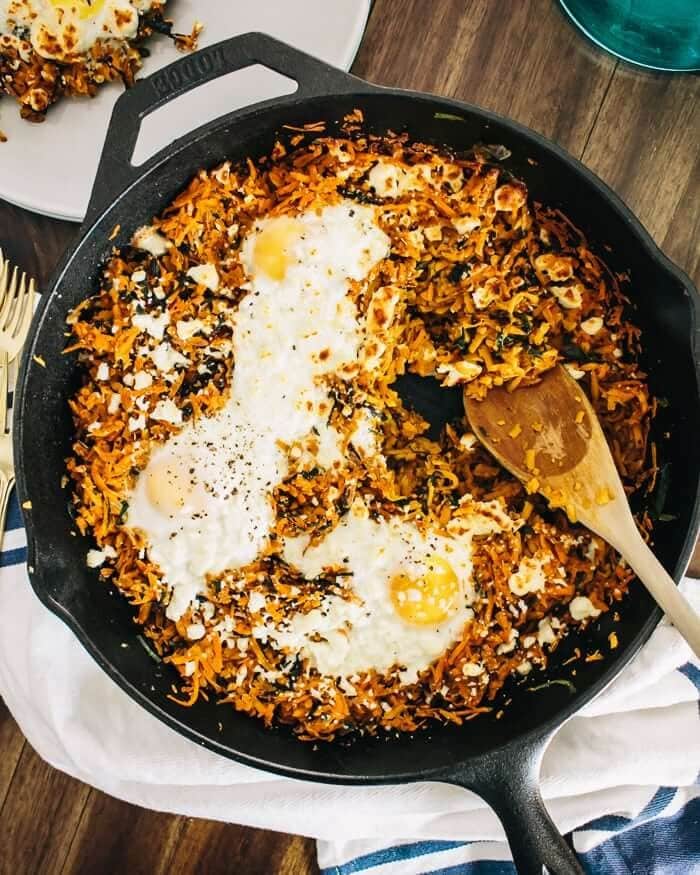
[65,119,654,741]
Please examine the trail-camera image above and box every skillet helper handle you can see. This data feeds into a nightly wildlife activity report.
[87,31,368,224]
[445,736,584,875]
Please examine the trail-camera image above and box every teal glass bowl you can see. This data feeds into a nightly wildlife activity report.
[560,0,700,71]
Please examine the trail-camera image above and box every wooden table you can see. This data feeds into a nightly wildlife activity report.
[0,1,698,872]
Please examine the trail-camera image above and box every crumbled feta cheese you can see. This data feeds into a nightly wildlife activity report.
[128,414,146,432]
[248,591,266,613]
[437,360,483,386]
[236,638,249,653]
[509,556,546,596]
[201,601,215,622]
[150,399,183,425]
[459,432,478,451]
[131,270,147,284]
[133,311,170,341]
[123,372,135,387]
[569,596,601,621]
[87,549,106,567]
[187,263,220,291]
[537,617,557,646]
[184,661,197,677]
[535,254,575,282]
[132,226,171,257]
[339,677,358,696]
[522,635,536,648]
[367,161,419,197]
[516,659,533,675]
[423,225,443,242]
[96,362,110,381]
[472,286,494,309]
[87,420,102,433]
[494,183,526,212]
[496,629,519,655]
[452,215,481,235]
[462,662,484,677]
[497,640,516,656]
[551,283,584,309]
[187,623,206,640]
[133,371,153,390]
[585,539,598,562]
[176,319,206,341]
[581,316,603,335]
[564,363,586,380]
[107,393,121,415]
[150,343,188,373]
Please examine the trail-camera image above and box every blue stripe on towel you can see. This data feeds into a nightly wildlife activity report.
[321,840,468,874]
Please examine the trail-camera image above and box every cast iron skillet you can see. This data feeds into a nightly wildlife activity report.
[14,33,700,875]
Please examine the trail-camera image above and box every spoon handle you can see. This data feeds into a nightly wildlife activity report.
[616,529,700,659]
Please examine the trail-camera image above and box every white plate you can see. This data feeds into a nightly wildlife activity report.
[0,0,370,222]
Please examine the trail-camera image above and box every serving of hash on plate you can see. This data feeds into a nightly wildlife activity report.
[64,114,658,740]
[0,0,199,122]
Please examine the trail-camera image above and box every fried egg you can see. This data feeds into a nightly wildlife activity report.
[127,202,390,620]
[1,0,154,60]
[273,498,510,682]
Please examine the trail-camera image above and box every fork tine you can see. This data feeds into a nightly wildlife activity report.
[0,266,18,332]
[0,251,8,300]
[12,274,35,340]
[0,266,20,333]
[7,272,32,338]
[18,278,36,340]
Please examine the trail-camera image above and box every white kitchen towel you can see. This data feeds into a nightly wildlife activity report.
[0,493,698,858]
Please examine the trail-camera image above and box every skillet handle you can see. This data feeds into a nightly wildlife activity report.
[443,734,584,875]
[86,31,372,225]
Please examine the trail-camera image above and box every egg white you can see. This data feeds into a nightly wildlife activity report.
[273,498,510,682]
[126,202,390,620]
[1,0,154,60]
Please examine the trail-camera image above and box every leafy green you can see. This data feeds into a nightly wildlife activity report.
[137,636,162,663]
[560,340,600,364]
[494,332,520,354]
[455,329,470,353]
[434,112,466,122]
[650,462,672,521]
[517,313,533,334]
[529,678,576,694]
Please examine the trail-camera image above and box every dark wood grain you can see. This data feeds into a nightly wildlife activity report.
[0,1,698,872]
[581,67,700,286]
[0,700,25,807]
[353,0,618,153]
[61,791,185,875]
[167,818,318,875]
[0,741,91,875]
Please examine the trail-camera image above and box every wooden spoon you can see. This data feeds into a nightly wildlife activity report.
[464,364,700,658]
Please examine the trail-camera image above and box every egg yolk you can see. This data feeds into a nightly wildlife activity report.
[390,555,461,625]
[252,217,299,281]
[49,0,106,20]
[145,458,196,515]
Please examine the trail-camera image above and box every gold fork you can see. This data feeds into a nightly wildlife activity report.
[0,250,36,542]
